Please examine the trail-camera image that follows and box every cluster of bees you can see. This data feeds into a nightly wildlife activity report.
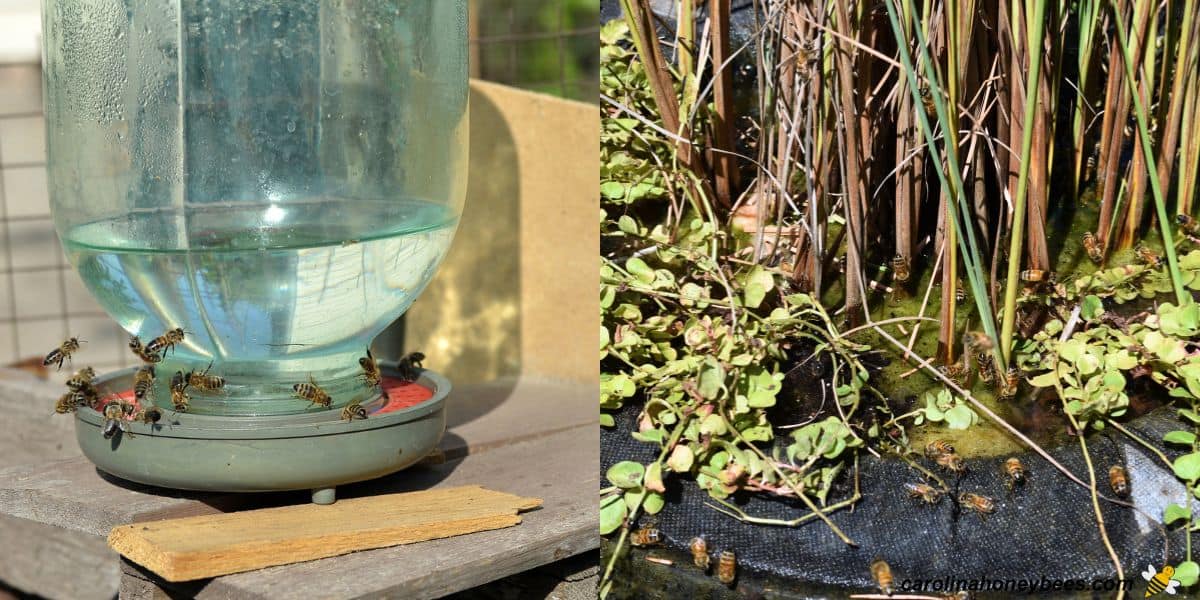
[1080,215,1200,264]
[45,328,427,430]
[629,526,738,586]
[940,332,1019,398]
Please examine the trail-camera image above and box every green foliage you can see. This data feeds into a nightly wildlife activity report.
[912,388,980,430]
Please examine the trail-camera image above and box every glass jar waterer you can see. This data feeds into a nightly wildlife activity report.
[42,1,467,503]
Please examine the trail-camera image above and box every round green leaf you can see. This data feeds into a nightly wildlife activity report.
[599,493,626,535]
[1176,561,1200,587]
[643,463,665,493]
[643,491,665,515]
[1174,452,1200,481]
[667,444,694,472]
[606,461,645,489]
[1164,503,1192,525]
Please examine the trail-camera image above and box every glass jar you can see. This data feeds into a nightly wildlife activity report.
[42,0,468,415]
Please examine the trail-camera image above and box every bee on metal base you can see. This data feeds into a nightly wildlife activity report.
[870,558,894,596]
[958,492,996,520]
[43,337,83,370]
[397,352,426,383]
[186,362,225,393]
[341,401,368,422]
[905,482,943,505]
[1109,465,1129,497]
[360,349,383,388]
[293,375,332,409]
[689,537,709,571]
[1003,457,1027,490]
[716,550,737,586]
[169,371,191,412]
[128,335,162,363]
[630,525,661,547]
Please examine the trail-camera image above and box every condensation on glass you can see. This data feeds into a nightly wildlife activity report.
[42,1,468,415]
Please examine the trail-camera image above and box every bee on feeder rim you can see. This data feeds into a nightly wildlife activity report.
[186,362,225,393]
[293,375,332,409]
[43,337,83,370]
[128,335,162,363]
[904,482,943,505]
[689,537,710,570]
[133,365,156,402]
[359,349,383,388]
[958,492,996,519]
[145,327,186,356]
[934,451,966,474]
[924,439,955,459]
[66,366,96,392]
[1003,457,1027,489]
[135,406,162,425]
[54,392,80,414]
[397,351,426,382]
[101,400,135,439]
[630,526,661,547]
[890,254,910,283]
[1134,243,1163,267]
[169,371,190,412]
[1083,231,1103,263]
[716,550,737,585]
[340,401,368,422]
[1109,465,1129,497]
[870,558,894,595]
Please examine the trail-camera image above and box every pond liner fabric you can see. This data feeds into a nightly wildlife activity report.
[602,404,1189,592]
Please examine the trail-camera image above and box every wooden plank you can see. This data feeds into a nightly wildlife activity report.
[0,516,119,600]
[110,486,542,582]
[118,423,598,600]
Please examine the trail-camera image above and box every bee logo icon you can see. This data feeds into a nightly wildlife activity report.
[1142,565,1180,597]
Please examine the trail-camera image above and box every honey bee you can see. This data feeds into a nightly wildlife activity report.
[135,406,162,425]
[398,351,426,382]
[1085,154,1097,181]
[1019,269,1045,283]
[891,254,910,283]
[630,526,662,547]
[962,331,993,352]
[977,352,995,384]
[905,482,943,504]
[101,400,135,439]
[54,392,80,414]
[717,549,737,585]
[340,401,368,422]
[918,84,939,115]
[186,362,225,392]
[169,371,190,412]
[870,558,894,595]
[133,365,156,402]
[924,439,955,459]
[66,366,96,392]
[999,367,1019,399]
[935,451,966,474]
[1135,243,1163,267]
[1003,457,1027,489]
[42,337,82,370]
[293,375,332,408]
[689,537,710,570]
[1178,214,1200,235]
[958,492,996,519]
[359,349,383,388]
[128,335,162,363]
[940,361,968,386]
[955,279,967,304]
[1109,465,1129,497]
[1081,231,1102,264]
[145,327,185,356]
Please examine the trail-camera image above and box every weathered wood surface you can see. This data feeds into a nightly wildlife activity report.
[0,374,596,599]
[111,486,542,581]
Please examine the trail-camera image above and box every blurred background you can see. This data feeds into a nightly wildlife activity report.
[0,0,598,378]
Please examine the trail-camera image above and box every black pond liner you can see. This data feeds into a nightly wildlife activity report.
[603,401,1190,598]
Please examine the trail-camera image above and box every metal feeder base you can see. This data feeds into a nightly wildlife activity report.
[74,363,448,504]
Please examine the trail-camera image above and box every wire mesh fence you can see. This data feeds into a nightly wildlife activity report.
[0,1,597,376]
